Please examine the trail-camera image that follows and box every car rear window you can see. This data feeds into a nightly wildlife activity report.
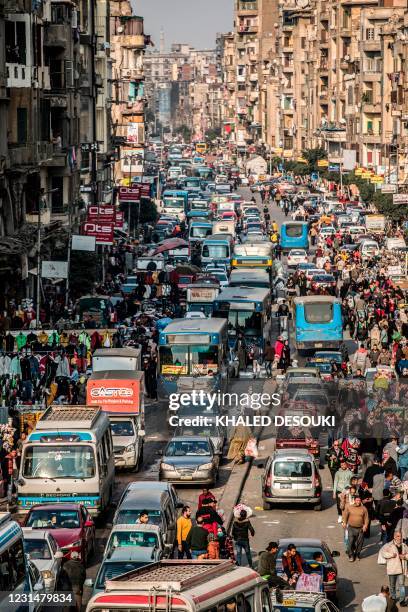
[273,461,312,477]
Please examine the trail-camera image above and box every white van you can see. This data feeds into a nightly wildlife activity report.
[359,239,380,260]
[17,406,115,515]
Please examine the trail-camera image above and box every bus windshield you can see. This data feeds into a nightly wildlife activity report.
[202,244,229,258]
[191,226,211,238]
[285,224,303,237]
[304,302,334,323]
[227,310,262,334]
[23,445,96,479]
[163,198,184,209]
[159,346,219,375]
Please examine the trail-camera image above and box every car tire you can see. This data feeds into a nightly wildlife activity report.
[263,500,272,510]
[314,502,322,511]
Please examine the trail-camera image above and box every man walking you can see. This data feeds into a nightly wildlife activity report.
[177,505,192,559]
[342,495,369,561]
[333,461,353,523]
[231,509,255,568]
[326,440,345,483]
[381,531,408,606]
[59,550,86,611]
[186,515,209,559]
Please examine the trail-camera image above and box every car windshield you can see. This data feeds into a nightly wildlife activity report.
[96,562,149,589]
[23,539,52,560]
[295,393,327,405]
[165,440,211,457]
[22,445,96,479]
[110,420,135,437]
[107,531,159,553]
[273,461,312,477]
[26,509,80,529]
[115,510,161,526]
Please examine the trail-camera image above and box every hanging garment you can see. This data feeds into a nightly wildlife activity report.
[0,354,11,376]
[10,355,22,377]
[16,333,27,351]
[55,355,70,378]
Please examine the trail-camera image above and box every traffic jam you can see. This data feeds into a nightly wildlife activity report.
[2,141,408,611]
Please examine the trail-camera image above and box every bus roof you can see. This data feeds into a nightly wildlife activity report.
[93,348,141,359]
[282,221,308,226]
[161,318,227,335]
[293,296,341,304]
[0,513,22,554]
[33,405,106,432]
[229,269,270,284]
[215,286,270,302]
[233,243,272,256]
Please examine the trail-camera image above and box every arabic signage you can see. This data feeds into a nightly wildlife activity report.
[82,222,114,245]
[393,193,408,204]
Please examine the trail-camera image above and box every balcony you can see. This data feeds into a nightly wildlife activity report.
[320,10,329,20]
[322,128,347,142]
[319,63,329,75]
[237,74,246,82]
[282,107,294,115]
[362,132,382,143]
[42,147,67,167]
[362,40,381,52]
[340,26,352,37]
[249,91,259,101]
[319,36,329,49]
[237,108,248,115]
[26,209,51,225]
[362,102,381,113]
[249,73,258,82]
[44,23,71,48]
[8,142,54,167]
[283,64,294,73]
[121,35,145,49]
[282,45,293,53]
[319,91,329,104]
[238,25,258,34]
[6,63,31,87]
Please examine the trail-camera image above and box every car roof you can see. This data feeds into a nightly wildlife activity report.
[278,538,326,547]
[167,435,211,442]
[119,489,169,510]
[22,528,53,540]
[28,504,81,511]
[273,448,312,457]
[125,481,173,493]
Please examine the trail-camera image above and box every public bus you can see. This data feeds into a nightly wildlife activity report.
[293,296,343,351]
[231,243,273,271]
[213,286,272,352]
[86,559,271,612]
[280,221,309,251]
[186,283,220,317]
[229,269,271,290]
[157,318,229,398]
[201,234,233,269]
[161,190,188,220]
[17,406,115,516]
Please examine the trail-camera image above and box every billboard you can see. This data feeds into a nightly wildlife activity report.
[87,205,116,222]
[82,222,114,245]
[87,378,141,414]
[71,235,96,252]
[119,186,141,202]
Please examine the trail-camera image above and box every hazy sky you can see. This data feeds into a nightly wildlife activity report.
[132,0,234,50]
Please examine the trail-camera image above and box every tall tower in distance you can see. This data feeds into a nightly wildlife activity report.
[160,28,165,54]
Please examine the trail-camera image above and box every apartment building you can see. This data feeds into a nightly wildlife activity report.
[110,0,147,182]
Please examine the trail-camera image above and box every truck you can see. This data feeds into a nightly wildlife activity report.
[365,214,386,233]
[87,370,145,471]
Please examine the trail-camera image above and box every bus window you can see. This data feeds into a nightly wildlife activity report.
[190,345,219,375]
[261,589,272,612]
[159,346,188,375]
[219,599,237,612]
[0,540,26,591]
[286,224,303,237]
[304,302,333,323]
[244,593,254,612]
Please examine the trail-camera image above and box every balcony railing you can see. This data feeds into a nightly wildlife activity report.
[8,142,54,167]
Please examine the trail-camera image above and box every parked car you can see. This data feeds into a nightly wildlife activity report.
[260,449,322,511]
[159,436,219,485]
[275,538,340,599]
[22,528,63,592]
[23,503,96,565]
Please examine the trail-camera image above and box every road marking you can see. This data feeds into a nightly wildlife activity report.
[254,506,263,510]
[285,510,298,514]
[327,525,336,529]
[263,520,280,524]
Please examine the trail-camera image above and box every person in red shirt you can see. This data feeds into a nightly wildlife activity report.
[198,488,216,510]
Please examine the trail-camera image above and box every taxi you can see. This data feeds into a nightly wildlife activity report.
[272,591,339,611]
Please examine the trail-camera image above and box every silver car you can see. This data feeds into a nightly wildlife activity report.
[174,424,226,455]
[23,528,63,592]
[159,436,219,485]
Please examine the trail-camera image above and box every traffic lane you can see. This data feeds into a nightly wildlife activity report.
[84,377,265,599]
[238,457,385,610]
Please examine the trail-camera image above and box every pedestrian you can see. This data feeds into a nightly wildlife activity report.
[198,487,216,509]
[196,497,223,535]
[186,516,210,559]
[258,541,288,589]
[397,436,408,479]
[384,437,399,465]
[380,531,408,606]
[362,586,397,612]
[263,341,275,378]
[377,489,397,545]
[136,510,149,524]
[59,550,86,611]
[342,495,369,561]
[231,509,255,568]
[326,440,345,483]
[177,505,192,559]
[333,461,354,523]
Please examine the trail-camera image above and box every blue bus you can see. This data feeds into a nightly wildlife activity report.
[294,296,343,351]
[213,286,272,352]
[281,221,309,250]
[157,318,229,398]
[201,234,233,269]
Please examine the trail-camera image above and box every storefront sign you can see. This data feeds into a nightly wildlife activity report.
[87,379,141,414]
[114,211,124,229]
[393,193,408,204]
[41,261,68,279]
[71,235,96,252]
[82,222,114,245]
[119,186,140,202]
[87,206,116,222]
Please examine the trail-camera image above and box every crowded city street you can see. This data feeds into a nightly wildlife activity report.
[4,0,408,611]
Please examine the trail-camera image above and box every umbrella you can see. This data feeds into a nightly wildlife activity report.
[152,238,188,255]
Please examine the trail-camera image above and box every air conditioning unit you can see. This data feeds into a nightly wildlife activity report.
[117,26,124,33]
[344,55,350,62]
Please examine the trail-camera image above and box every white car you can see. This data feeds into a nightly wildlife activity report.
[23,528,63,592]
[287,249,308,267]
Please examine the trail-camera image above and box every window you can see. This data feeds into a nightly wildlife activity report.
[23,445,96,479]
[51,176,64,212]
[5,20,27,64]
[366,27,375,40]
[304,301,334,323]
[273,461,313,477]
[285,224,303,237]
[0,540,26,591]
[17,108,27,144]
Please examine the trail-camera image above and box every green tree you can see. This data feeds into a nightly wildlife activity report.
[174,124,192,142]
[302,147,327,172]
